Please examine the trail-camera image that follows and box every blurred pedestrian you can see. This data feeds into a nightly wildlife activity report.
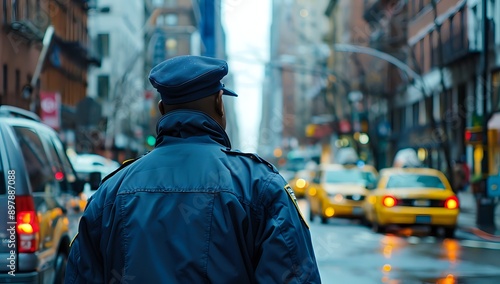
[453,158,469,193]
[65,55,321,283]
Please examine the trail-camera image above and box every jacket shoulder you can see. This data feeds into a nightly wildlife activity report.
[101,151,150,183]
[221,148,279,174]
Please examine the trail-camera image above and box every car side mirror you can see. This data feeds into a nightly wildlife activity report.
[88,172,102,190]
[313,177,320,184]
[366,182,377,190]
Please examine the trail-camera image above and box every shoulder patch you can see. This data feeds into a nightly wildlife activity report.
[221,148,278,173]
[69,232,78,247]
[284,184,309,229]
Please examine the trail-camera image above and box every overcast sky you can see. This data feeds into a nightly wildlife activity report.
[222,0,271,152]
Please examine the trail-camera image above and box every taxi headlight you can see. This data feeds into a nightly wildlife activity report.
[296,178,307,189]
[325,207,335,217]
[333,194,344,203]
[308,187,317,196]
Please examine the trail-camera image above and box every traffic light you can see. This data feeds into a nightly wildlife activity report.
[464,127,483,145]
[146,135,156,147]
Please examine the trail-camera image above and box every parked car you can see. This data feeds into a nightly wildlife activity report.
[0,106,89,283]
[307,163,378,224]
[362,167,459,238]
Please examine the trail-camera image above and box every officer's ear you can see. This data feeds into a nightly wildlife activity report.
[158,100,166,115]
[214,90,224,117]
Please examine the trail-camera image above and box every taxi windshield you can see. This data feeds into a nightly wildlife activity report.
[324,169,365,185]
[386,174,446,189]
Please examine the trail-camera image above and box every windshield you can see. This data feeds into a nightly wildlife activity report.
[323,169,365,185]
[386,174,446,189]
[361,171,377,183]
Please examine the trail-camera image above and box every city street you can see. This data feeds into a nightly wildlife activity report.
[298,200,500,283]
[67,199,500,283]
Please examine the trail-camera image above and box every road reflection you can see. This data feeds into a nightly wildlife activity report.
[442,239,460,264]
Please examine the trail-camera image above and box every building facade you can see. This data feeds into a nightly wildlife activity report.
[143,0,239,148]
[259,0,329,166]
[319,0,384,165]
[85,0,146,160]
[357,0,500,182]
[1,0,98,139]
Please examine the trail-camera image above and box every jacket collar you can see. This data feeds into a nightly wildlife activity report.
[155,110,232,148]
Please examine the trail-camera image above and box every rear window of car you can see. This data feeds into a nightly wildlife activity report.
[324,169,364,184]
[13,126,55,193]
[386,174,446,189]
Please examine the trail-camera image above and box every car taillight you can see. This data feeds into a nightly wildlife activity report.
[16,196,40,253]
[55,171,64,181]
[382,196,397,208]
[444,196,459,209]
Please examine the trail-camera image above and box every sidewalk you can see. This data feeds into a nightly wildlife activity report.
[456,189,500,239]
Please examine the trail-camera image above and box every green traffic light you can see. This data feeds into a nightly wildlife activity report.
[147,135,156,146]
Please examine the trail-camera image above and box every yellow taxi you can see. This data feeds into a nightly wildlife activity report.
[307,163,378,224]
[362,167,459,237]
[288,169,315,199]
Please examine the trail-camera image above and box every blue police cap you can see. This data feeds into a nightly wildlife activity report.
[149,55,238,105]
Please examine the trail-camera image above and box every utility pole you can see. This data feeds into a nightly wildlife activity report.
[23,25,55,112]
[477,0,496,230]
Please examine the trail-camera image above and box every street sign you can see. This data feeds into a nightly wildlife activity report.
[40,91,61,130]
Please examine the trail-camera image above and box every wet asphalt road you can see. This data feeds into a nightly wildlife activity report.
[67,201,500,284]
[300,200,500,284]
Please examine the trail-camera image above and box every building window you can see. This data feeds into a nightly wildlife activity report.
[422,98,431,125]
[410,0,416,18]
[420,40,425,71]
[165,0,177,7]
[449,15,454,51]
[439,91,446,121]
[152,0,164,7]
[401,107,407,130]
[3,65,7,96]
[165,38,178,57]
[25,0,30,19]
[165,14,178,26]
[460,8,466,50]
[496,0,500,46]
[156,14,178,26]
[12,0,18,21]
[493,71,500,111]
[97,75,110,99]
[429,30,435,68]
[413,102,419,127]
[471,6,481,50]
[2,0,7,24]
[97,33,110,58]
[15,69,20,95]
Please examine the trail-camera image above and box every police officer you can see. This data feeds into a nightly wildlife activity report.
[65,55,321,283]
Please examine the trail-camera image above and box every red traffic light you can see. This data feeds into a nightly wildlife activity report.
[464,127,483,144]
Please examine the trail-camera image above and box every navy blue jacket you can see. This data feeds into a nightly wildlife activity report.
[65,110,321,283]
